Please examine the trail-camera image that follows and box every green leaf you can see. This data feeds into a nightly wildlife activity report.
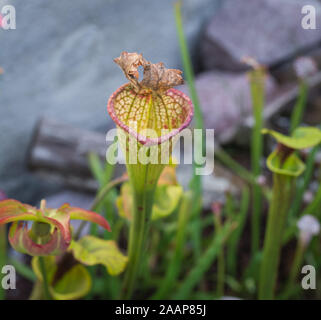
[262,127,321,150]
[116,183,133,220]
[51,264,91,300]
[88,152,105,186]
[267,149,305,177]
[152,185,183,220]
[88,152,115,188]
[32,256,91,300]
[8,257,37,282]
[116,182,183,221]
[69,235,128,276]
[32,256,57,283]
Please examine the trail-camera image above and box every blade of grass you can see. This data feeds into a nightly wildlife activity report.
[174,1,205,261]
[88,153,104,237]
[225,192,236,220]
[242,251,262,291]
[8,257,36,282]
[248,66,265,255]
[280,240,305,299]
[174,1,204,135]
[302,180,321,218]
[215,148,270,200]
[213,211,225,298]
[151,192,192,299]
[74,175,127,239]
[88,153,116,235]
[215,148,256,185]
[290,80,308,134]
[172,221,233,299]
[87,153,121,299]
[38,256,51,300]
[227,187,250,276]
[290,144,319,218]
[88,152,106,186]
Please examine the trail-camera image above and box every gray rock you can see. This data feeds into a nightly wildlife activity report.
[201,0,321,71]
[0,0,221,203]
[181,70,278,143]
[0,189,6,200]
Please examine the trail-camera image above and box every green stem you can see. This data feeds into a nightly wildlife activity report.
[227,187,250,276]
[251,185,262,254]
[215,148,256,185]
[214,215,225,298]
[174,1,204,261]
[302,179,321,219]
[173,222,233,300]
[8,257,36,282]
[249,68,264,256]
[74,175,128,239]
[29,281,43,300]
[174,1,204,133]
[119,140,164,299]
[151,192,192,299]
[288,240,305,287]
[259,173,295,299]
[217,249,225,298]
[38,256,51,300]
[290,80,308,134]
[91,175,128,212]
[215,148,270,200]
[290,145,318,218]
[281,240,305,299]
[120,187,156,299]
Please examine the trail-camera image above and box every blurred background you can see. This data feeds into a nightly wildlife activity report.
[1,0,321,301]
[0,0,223,204]
[0,0,321,208]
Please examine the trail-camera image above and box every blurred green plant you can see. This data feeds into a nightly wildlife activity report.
[246,60,265,256]
[0,197,113,299]
[259,127,321,299]
[174,1,205,262]
[290,80,308,134]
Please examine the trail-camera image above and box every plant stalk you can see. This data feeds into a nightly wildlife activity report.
[151,192,191,299]
[173,222,233,300]
[38,256,51,300]
[281,240,305,299]
[74,175,128,239]
[302,178,321,219]
[214,214,225,298]
[227,187,250,276]
[249,67,264,256]
[120,187,156,299]
[174,1,204,261]
[290,145,318,218]
[259,173,295,299]
[290,80,308,134]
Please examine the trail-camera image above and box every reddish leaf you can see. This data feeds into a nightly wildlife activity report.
[9,222,69,256]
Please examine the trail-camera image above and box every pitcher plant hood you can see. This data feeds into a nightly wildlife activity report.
[107,52,194,146]
[0,199,111,256]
